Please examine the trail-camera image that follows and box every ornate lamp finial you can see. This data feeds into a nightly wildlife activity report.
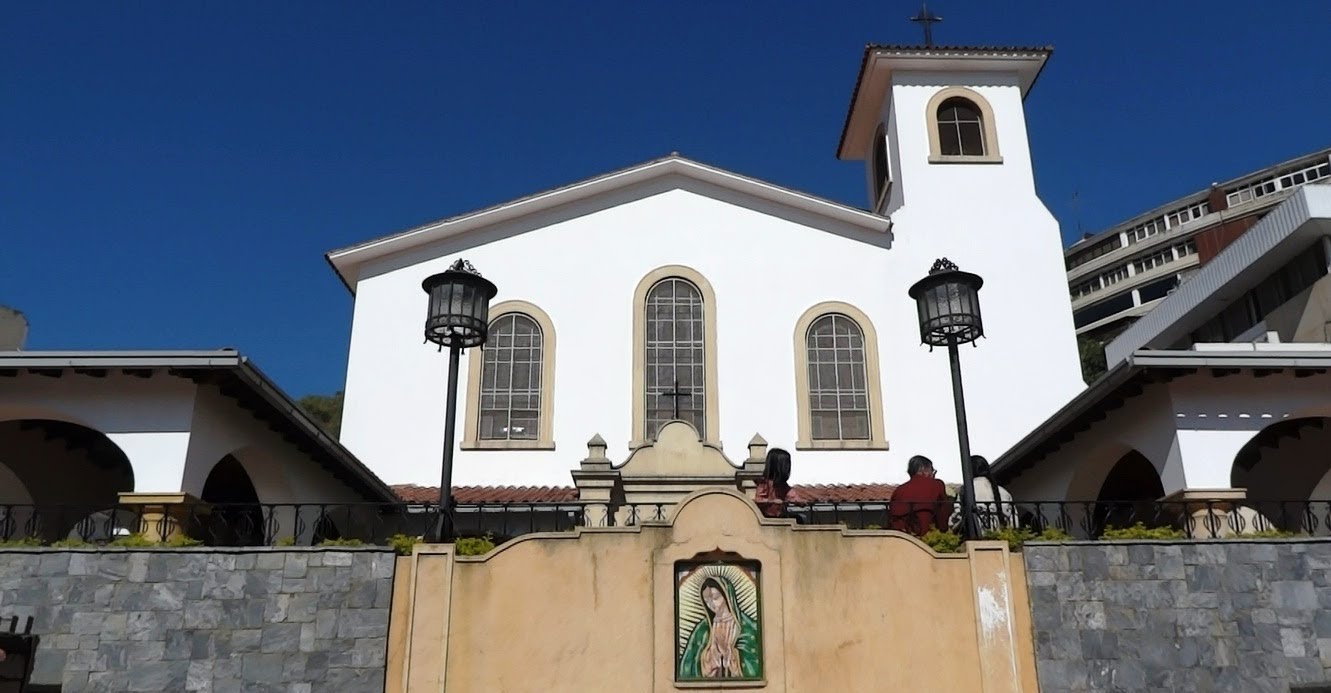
[448,258,482,276]
[930,257,959,274]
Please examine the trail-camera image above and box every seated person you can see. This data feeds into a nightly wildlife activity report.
[890,456,952,536]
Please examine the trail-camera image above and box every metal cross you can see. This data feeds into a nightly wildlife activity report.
[661,379,689,419]
[910,2,942,47]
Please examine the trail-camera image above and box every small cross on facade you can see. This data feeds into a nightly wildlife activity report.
[910,2,942,47]
[661,379,689,419]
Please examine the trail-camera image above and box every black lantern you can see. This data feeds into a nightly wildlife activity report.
[421,258,497,542]
[908,258,984,347]
[422,259,499,349]
[908,258,985,540]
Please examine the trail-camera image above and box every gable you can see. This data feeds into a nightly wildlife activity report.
[327,156,891,291]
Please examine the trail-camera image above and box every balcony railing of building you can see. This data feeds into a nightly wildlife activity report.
[2,499,1329,549]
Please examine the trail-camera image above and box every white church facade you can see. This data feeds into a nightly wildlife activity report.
[328,46,1085,489]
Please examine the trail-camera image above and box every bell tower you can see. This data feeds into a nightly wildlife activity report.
[836,40,1086,464]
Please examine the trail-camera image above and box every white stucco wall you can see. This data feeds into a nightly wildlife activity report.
[340,75,1086,490]
[0,372,197,492]
[0,371,373,503]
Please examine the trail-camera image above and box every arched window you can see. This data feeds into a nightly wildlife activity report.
[925,87,1002,163]
[463,301,556,450]
[793,303,887,450]
[871,123,891,207]
[805,314,869,440]
[645,278,705,440]
[631,265,720,448]
[937,98,985,157]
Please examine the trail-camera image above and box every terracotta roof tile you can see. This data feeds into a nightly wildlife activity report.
[787,483,897,503]
[392,484,579,504]
[391,483,894,505]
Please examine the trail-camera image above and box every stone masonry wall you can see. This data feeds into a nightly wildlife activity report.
[0,547,396,692]
[1025,540,1331,693]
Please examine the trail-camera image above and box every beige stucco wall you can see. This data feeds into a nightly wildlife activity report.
[388,488,1038,692]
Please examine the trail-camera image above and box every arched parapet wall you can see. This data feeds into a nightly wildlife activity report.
[397,486,1035,691]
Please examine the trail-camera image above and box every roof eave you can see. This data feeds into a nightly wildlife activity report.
[836,46,1053,161]
[325,156,890,292]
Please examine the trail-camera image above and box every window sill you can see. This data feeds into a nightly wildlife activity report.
[461,440,556,451]
[928,154,1003,165]
[796,440,889,451]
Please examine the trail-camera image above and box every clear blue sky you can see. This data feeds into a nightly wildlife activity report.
[4,1,1328,398]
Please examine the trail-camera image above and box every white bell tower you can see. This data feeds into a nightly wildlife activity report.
[837,44,1086,464]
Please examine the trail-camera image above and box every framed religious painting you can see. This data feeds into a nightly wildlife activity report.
[674,560,763,682]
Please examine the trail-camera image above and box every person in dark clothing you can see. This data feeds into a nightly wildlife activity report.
[889,455,953,536]
[754,448,792,518]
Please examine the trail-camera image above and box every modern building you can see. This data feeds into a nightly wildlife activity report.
[998,184,1331,515]
[1066,148,1331,341]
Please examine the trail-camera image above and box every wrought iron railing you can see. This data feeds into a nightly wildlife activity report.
[1,498,1328,548]
[0,502,584,547]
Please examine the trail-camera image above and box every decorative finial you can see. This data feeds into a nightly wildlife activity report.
[448,258,482,276]
[910,2,942,47]
[930,257,959,274]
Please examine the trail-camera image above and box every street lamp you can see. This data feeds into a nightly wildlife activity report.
[908,258,984,540]
[421,259,498,541]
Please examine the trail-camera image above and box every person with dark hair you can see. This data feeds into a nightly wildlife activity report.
[890,455,952,536]
[969,455,1017,531]
[754,448,792,518]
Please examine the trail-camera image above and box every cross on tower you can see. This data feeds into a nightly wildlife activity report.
[910,2,942,47]
[661,379,689,419]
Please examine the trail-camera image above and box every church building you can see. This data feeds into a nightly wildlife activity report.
[328,45,1085,490]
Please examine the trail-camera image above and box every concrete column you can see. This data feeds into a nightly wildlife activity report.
[966,541,1029,693]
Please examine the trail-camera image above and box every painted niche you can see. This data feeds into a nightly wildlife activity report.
[675,560,763,682]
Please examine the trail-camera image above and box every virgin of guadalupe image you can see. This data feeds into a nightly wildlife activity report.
[677,573,761,679]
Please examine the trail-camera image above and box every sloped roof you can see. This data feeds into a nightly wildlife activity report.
[325,155,891,291]
[391,483,897,504]
[0,350,397,502]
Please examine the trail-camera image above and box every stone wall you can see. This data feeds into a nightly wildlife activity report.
[1025,540,1331,692]
[0,547,395,692]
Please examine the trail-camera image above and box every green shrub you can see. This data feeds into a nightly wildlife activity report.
[454,534,496,556]
[1036,527,1073,541]
[317,538,365,547]
[981,526,1074,551]
[983,527,1035,551]
[1100,523,1185,540]
[109,534,157,547]
[274,536,297,547]
[161,535,204,547]
[921,528,963,554]
[51,537,91,548]
[0,536,43,547]
[1236,528,1300,539]
[389,533,422,556]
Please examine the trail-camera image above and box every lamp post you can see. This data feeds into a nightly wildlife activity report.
[421,259,497,542]
[908,258,985,540]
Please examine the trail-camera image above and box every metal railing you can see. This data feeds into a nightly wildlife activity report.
[2,498,1328,548]
[0,502,584,547]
